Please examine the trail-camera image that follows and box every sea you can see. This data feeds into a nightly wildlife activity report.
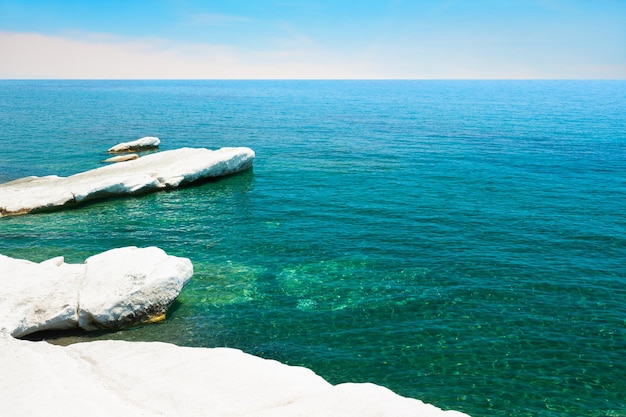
[0,80,624,417]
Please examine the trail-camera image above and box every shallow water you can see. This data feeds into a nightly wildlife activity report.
[1,80,625,416]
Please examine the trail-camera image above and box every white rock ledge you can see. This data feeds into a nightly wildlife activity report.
[0,147,255,217]
[108,136,160,152]
[0,247,470,417]
[0,335,470,417]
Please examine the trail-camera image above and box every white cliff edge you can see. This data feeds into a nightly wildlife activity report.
[108,136,160,152]
[0,147,255,217]
[0,248,470,417]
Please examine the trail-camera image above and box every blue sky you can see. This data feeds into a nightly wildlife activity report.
[0,0,625,79]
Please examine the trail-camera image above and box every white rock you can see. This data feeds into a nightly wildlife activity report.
[0,334,147,416]
[0,335,470,417]
[108,136,160,152]
[0,147,255,217]
[0,254,83,338]
[79,247,193,331]
[0,247,193,337]
[103,153,139,163]
[0,175,75,216]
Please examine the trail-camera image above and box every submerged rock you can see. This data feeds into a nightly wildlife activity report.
[0,247,193,337]
[0,147,255,217]
[108,136,160,152]
[103,153,139,163]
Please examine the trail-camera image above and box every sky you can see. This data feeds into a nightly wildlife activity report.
[0,0,625,79]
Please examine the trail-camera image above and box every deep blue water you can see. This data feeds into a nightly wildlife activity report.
[1,80,625,416]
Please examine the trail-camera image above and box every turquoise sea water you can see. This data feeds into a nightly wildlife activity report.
[1,80,625,416]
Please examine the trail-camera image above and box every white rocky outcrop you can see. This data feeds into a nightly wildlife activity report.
[0,147,255,217]
[108,136,160,152]
[79,247,193,331]
[0,254,83,337]
[0,247,470,417]
[0,334,469,417]
[0,247,193,337]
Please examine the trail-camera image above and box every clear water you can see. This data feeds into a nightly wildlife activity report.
[1,80,625,416]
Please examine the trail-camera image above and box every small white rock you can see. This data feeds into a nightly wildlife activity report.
[104,153,139,163]
[108,136,160,153]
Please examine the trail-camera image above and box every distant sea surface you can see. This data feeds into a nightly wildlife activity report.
[1,80,624,417]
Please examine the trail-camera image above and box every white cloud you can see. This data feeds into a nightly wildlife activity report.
[0,31,236,79]
[0,30,370,79]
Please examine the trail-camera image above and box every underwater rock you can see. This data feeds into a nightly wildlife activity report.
[0,147,255,217]
[104,153,139,163]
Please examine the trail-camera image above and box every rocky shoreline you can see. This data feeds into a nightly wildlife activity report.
[0,143,469,416]
[0,248,469,417]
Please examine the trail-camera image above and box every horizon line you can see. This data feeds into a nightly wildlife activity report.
[1,78,625,81]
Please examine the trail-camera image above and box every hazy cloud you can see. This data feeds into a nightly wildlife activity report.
[1,29,624,79]
[0,31,362,79]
